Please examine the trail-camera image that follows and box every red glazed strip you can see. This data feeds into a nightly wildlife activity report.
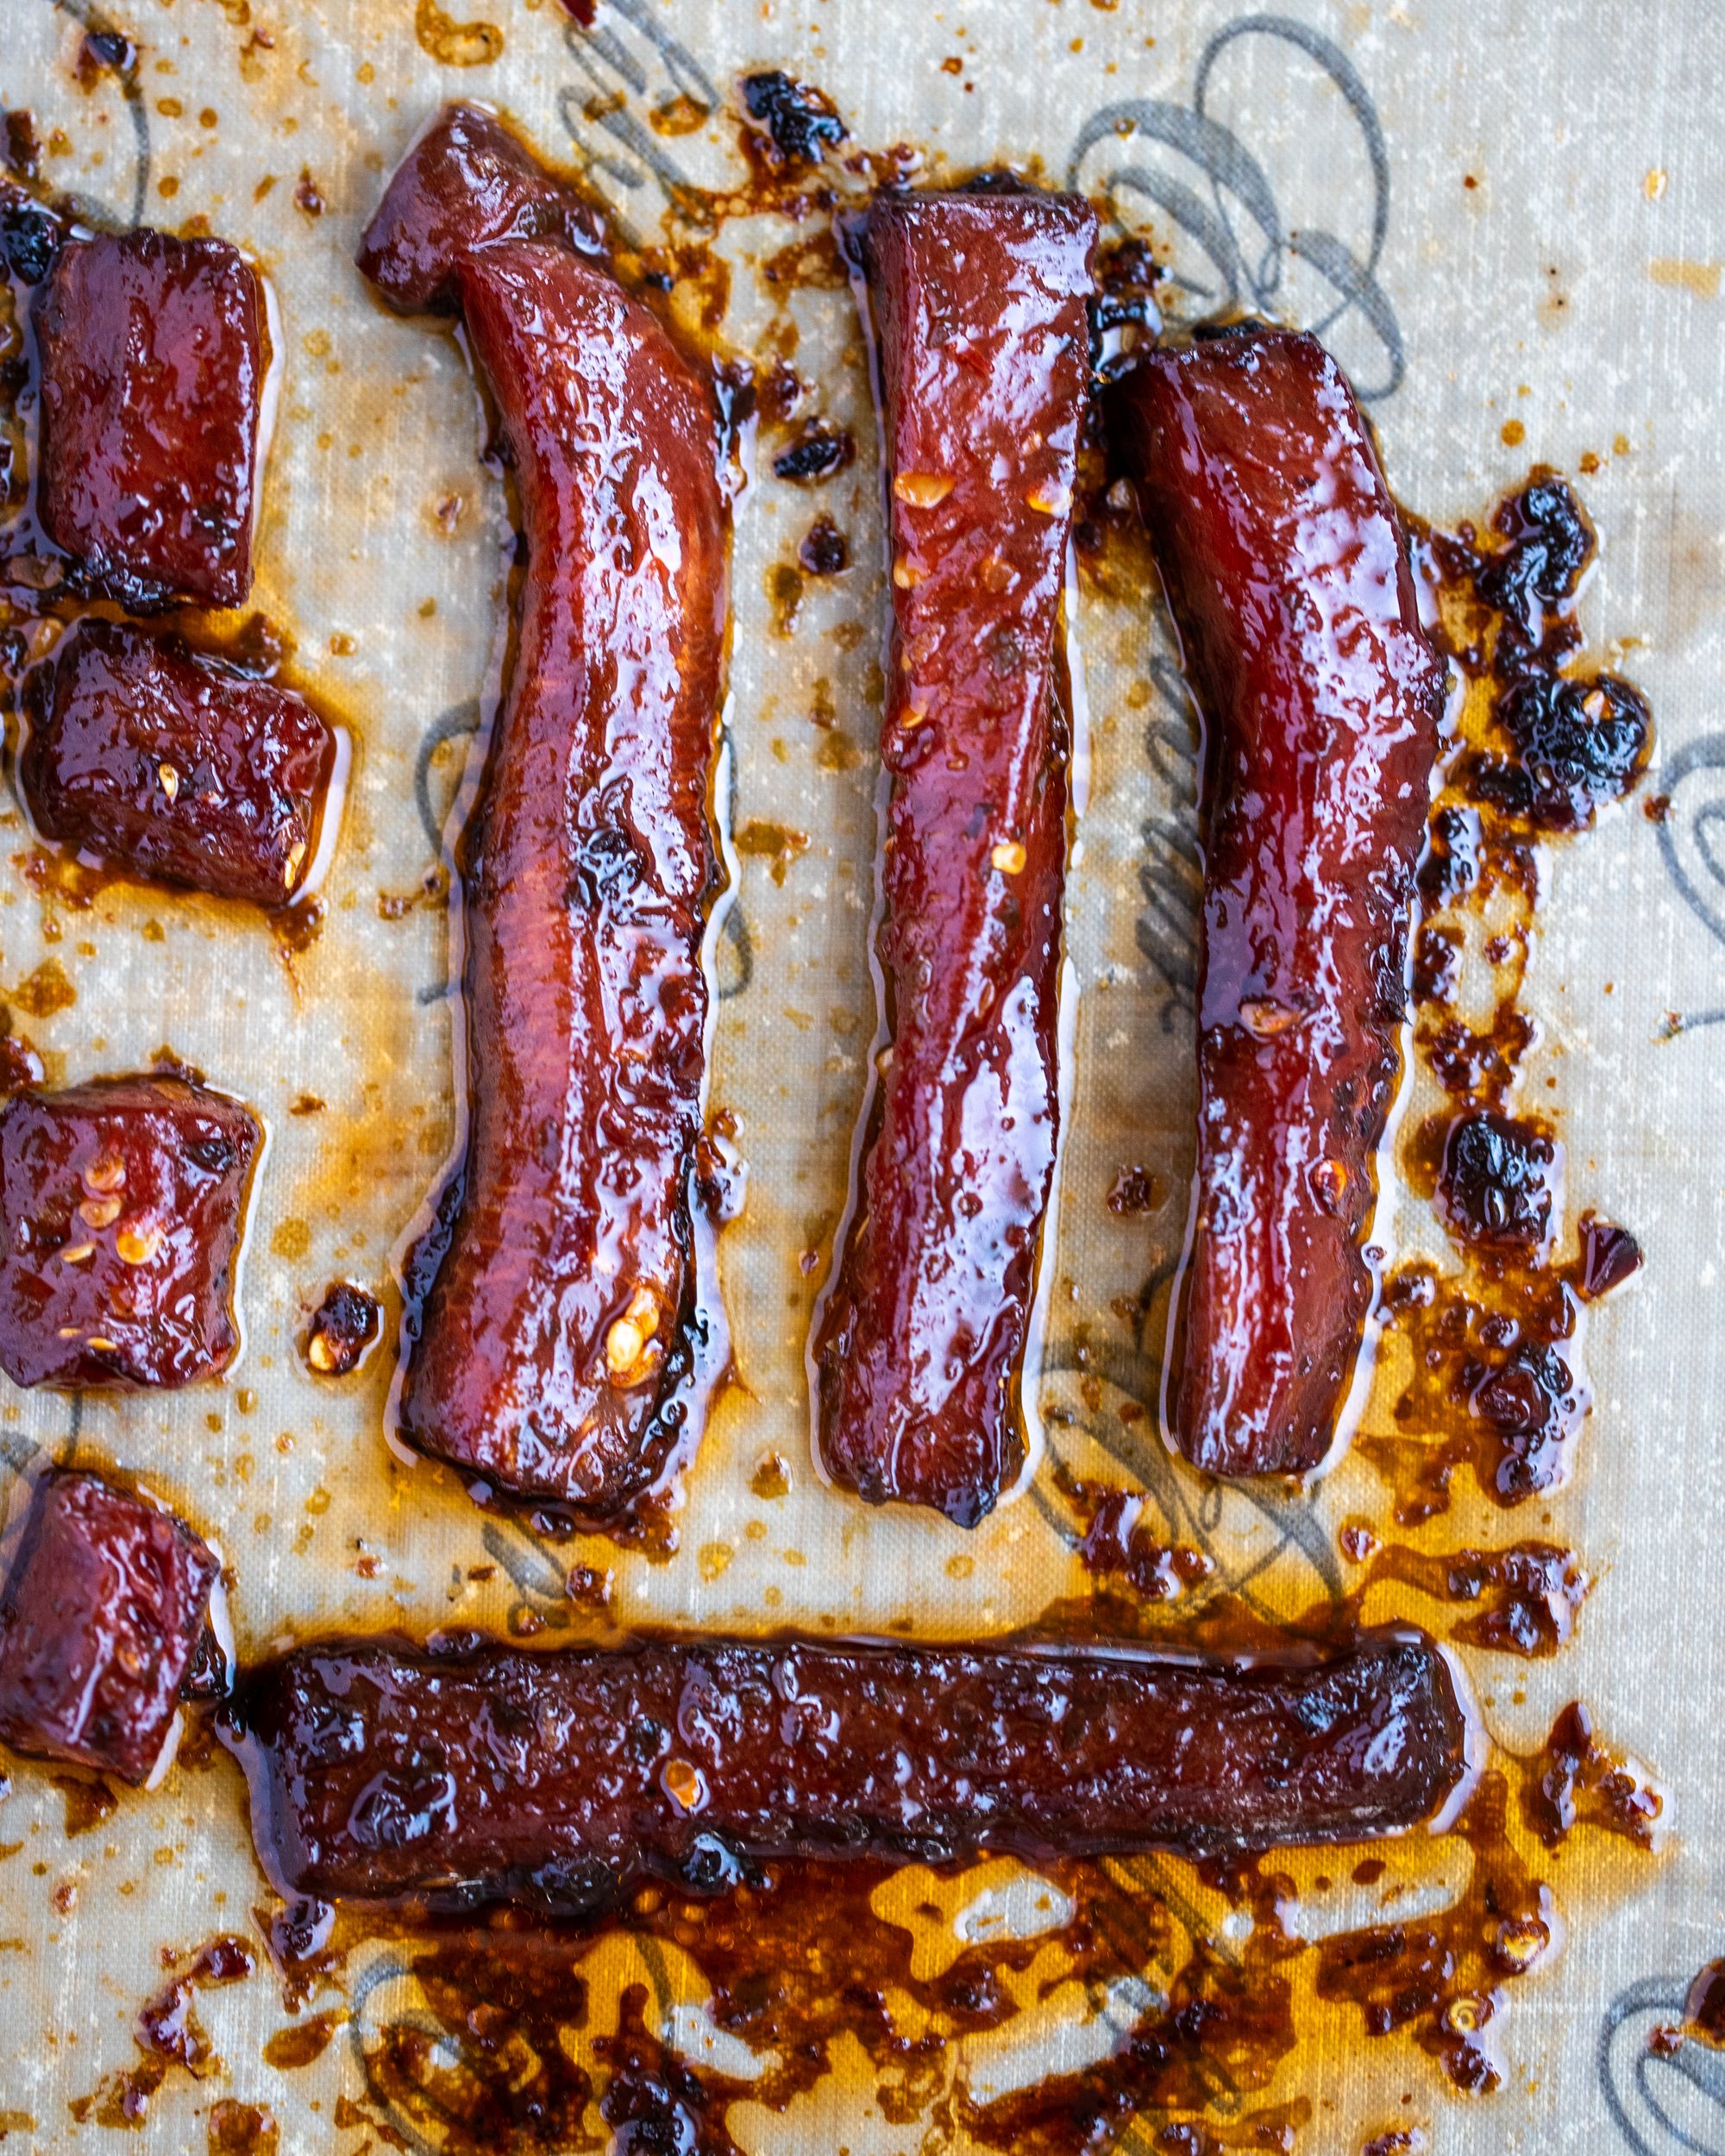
[1108,324,1444,1478]
[812,186,1096,1527]
[230,1626,1469,1910]
[359,109,726,1518]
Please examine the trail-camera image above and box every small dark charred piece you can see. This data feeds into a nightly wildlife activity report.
[1108,323,1445,1479]
[1434,472,1649,830]
[1438,1110,1561,1256]
[361,108,725,1520]
[20,619,334,905]
[34,231,267,610]
[0,1470,217,1782]
[812,187,1095,1528]
[232,1627,1468,1909]
[0,172,62,285]
[304,1281,381,1376]
[0,1075,258,1388]
[739,72,848,167]
[770,421,854,484]
[798,516,848,576]
[1480,672,1649,832]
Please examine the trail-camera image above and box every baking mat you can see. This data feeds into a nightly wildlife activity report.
[0,0,1722,2147]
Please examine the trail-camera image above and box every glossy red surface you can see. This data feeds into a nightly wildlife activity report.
[813,186,1096,1526]
[0,1469,217,1782]
[361,109,727,1517]
[0,1075,259,1388]
[231,1626,1467,1908]
[33,230,265,609]
[354,101,603,315]
[1108,324,1444,1479]
[20,618,334,905]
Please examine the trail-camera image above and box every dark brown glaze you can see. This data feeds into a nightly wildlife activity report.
[34,229,267,610]
[354,101,603,315]
[19,618,335,905]
[0,1469,217,1782]
[229,1626,1468,1910]
[1107,323,1444,1479]
[0,1075,258,1388]
[361,109,727,1520]
[812,185,1096,1527]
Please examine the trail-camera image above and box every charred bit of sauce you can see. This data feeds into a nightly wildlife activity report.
[303,1280,382,1376]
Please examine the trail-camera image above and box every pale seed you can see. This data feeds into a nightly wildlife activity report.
[1240,997,1303,1038]
[893,472,954,507]
[605,1285,663,1387]
[85,1155,127,1194]
[116,1224,164,1266]
[991,840,1027,875]
[158,762,180,802]
[78,1196,122,1229]
[662,1757,706,1812]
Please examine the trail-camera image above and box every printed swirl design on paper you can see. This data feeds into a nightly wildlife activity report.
[1065,11,1406,398]
[1601,1977,1725,2155]
[1654,734,1725,1033]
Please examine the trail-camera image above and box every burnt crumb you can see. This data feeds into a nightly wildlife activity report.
[1477,671,1650,830]
[1418,804,1483,911]
[1477,473,1594,642]
[1093,234,1164,368]
[1438,1110,1559,1254]
[293,167,325,217]
[1,191,64,285]
[1576,1213,1642,1299]
[1413,923,1462,1006]
[3,111,41,181]
[759,360,806,427]
[739,70,848,166]
[304,1281,382,1376]
[75,29,138,86]
[798,515,848,575]
[772,422,855,485]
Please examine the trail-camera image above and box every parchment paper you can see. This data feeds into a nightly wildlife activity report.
[0,0,1722,2147]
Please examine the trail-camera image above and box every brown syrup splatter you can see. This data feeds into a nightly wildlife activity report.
[206,2098,279,2154]
[70,1935,255,2126]
[260,2009,345,2070]
[413,0,503,68]
[1336,1539,1589,1656]
[51,1771,116,1836]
